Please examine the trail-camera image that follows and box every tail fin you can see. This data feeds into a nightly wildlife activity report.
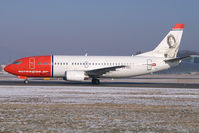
[137,24,185,58]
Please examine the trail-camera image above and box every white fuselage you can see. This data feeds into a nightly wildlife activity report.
[52,55,177,78]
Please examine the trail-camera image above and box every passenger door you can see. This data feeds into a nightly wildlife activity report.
[147,59,152,71]
[29,57,35,69]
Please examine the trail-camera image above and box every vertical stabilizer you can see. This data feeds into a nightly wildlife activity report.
[137,24,184,58]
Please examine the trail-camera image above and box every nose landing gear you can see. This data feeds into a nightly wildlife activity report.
[92,78,100,85]
[24,79,29,84]
[17,76,29,84]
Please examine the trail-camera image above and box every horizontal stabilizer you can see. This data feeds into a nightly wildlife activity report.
[164,55,191,62]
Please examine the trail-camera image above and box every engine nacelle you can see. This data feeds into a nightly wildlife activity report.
[65,71,88,81]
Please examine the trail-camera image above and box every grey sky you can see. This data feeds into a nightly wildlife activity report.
[0,0,199,64]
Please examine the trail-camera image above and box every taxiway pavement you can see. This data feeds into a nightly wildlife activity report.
[1,74,199,88]
[0,80,199,88]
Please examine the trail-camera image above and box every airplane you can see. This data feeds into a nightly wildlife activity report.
[4,23,188,85]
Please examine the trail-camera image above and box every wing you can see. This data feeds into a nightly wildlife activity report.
[86,65,126,78]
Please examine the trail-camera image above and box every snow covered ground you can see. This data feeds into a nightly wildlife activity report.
[0,86,198,106]
[0,86,199,106]
[0,86,198,132]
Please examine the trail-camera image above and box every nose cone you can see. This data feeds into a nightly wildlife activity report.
[4,65,12,73]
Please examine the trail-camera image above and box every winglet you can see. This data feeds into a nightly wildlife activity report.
[172,23,185,30]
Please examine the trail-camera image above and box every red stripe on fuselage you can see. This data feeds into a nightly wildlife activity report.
[7,55,52,77]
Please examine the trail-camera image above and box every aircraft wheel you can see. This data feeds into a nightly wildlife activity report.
[24,79,29,84]
[92,78,100,85]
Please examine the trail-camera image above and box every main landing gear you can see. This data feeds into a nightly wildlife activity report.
[24,79,29,84]
[92,78,100,85]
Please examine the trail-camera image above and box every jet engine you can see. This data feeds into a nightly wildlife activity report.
[65,71,89,81]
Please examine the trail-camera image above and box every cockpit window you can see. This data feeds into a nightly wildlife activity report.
[13,61,22,65]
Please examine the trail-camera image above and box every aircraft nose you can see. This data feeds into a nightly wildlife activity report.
[4,65,12,73]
